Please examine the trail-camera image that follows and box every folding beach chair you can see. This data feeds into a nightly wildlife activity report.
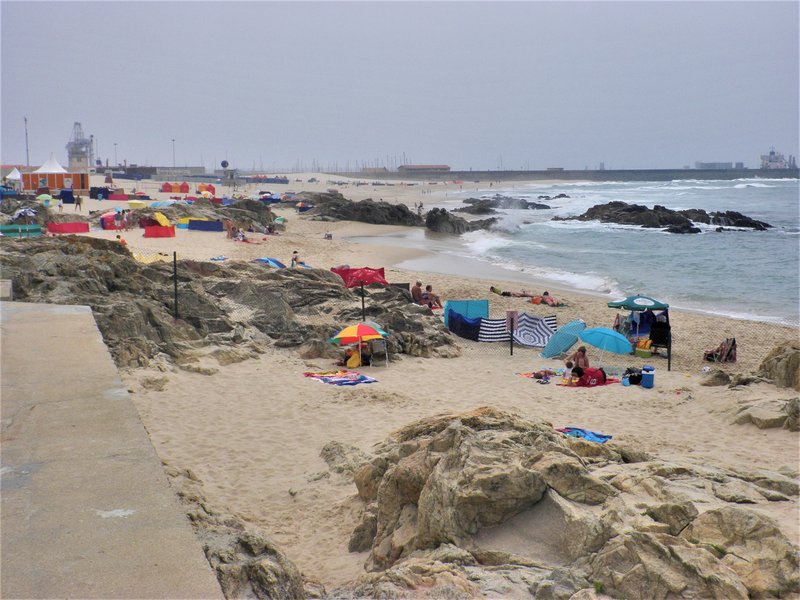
[703,337,737,363]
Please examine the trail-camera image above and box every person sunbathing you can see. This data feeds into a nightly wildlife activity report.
[490,286,566,306]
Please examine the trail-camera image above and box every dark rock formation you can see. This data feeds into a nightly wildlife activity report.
[453,199,498,215]
[342,407,799,599]
[0,237,459,369]
[425,208,497,234]
[554,201,772,234]
[461,195,551,210]
[298,191,423,226]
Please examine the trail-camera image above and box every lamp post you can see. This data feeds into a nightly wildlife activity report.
[171,138,176,168]
[114,143,118,166]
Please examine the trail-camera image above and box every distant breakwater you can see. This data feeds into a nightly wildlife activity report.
[337,168,799,183]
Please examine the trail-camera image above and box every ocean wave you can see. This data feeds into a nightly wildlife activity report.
[733,182,776,188]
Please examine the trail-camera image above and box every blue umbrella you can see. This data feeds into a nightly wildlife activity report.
[579,327,632,365]
[253,257,286,268]
[540,319,586,358]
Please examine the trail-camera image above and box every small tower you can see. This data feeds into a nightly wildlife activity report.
[65,122,93,170]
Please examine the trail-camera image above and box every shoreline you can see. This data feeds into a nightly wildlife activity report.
[343,226,799,328]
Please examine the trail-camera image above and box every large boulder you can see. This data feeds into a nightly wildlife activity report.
[588,531,749,599]
[300,191,423,226]
[680,506,800,597]
[758,341,800,390]
[425,207,497,234]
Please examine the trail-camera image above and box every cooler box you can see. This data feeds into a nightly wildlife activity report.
[641,366,655,389]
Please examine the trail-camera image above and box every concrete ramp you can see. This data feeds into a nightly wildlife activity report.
[1,302,222,599]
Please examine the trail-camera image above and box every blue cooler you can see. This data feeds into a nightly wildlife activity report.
[642,366,655,389]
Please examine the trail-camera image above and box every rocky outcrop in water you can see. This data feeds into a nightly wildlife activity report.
[425,207,497,234]
[340,407,799,599]
[0,237,459,369]
[553,201,772,233]
[458,195,552,212]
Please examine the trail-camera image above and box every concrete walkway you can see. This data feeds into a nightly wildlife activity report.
[1,302,222,599]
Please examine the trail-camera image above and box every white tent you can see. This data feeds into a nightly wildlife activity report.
[34,154,68,174]
[7,167,22,181]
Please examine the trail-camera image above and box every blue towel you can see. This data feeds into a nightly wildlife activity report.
[557,427,612,443]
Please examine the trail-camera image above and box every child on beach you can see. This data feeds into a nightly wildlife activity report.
[563,361,574,383]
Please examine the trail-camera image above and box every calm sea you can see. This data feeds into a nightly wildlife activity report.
[368,178,800,326]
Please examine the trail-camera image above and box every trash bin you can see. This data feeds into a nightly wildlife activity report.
[641,365,655,389]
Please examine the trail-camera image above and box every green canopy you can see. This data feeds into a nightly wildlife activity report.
[607,295,669,311]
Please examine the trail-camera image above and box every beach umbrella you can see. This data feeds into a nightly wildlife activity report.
[540,319,586,359]
[579,327,633,365]
[607,295,669,339]
[36,193,53,207]
[329,323,386,345]
[200,191,213,198]
[329,322,388,367]
[607,295,669,311]
[253,257,286,268]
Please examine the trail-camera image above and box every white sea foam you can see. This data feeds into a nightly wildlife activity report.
[733,182,776,188]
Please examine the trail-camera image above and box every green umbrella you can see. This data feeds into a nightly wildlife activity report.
[36,193,53,202]
[607,295,669,311]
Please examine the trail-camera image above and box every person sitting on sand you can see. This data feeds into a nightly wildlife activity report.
[411,281,424,304]
[421,284,443,309]
[115,234,127,246]
[563,360,574,382]
[291,250,305,268]
[235,228,247,242]
[566,346,590,369]
[568,366,607,387]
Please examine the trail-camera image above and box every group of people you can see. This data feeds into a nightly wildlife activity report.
[564,346,607,387]
[530,346,607,387]
[490,286,566,307]
[411,280,443,309]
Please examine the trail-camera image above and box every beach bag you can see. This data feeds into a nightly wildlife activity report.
[346,352,361,369]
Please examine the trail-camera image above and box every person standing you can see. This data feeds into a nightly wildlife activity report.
[74,195,82,211]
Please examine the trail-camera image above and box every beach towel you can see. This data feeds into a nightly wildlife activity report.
[557,378,620,387]
[513,314,558,347]
[303,370,377,386]
[556,427,612,443]
[518,369,565,379]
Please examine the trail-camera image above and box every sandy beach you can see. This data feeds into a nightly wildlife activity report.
[63,174,799,592]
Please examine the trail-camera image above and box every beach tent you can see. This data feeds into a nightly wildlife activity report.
[160,182,173,193]
[34,154,68,174]
[179,182,190,193]
[331,267,389,288]
[5,168,22,189]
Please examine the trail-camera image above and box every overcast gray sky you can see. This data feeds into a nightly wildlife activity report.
[2,1,798,171]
